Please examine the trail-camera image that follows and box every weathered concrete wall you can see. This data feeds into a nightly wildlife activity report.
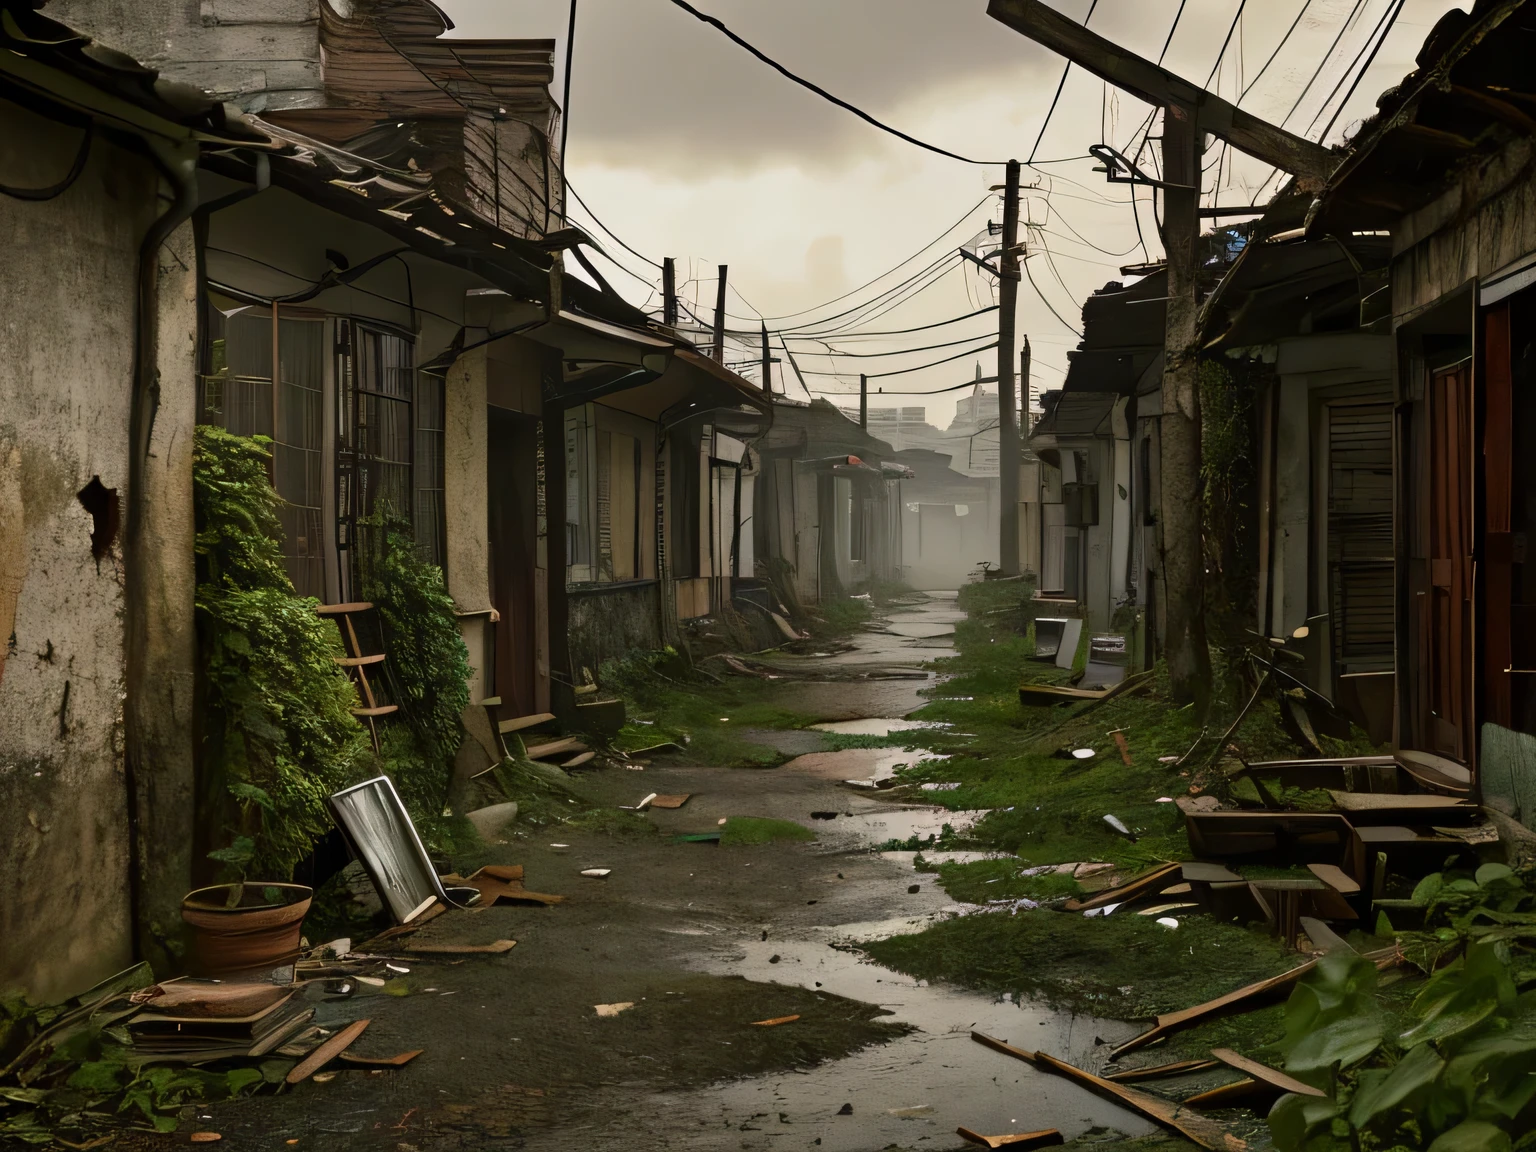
[129,219,202,968]
[567,583,663,676]
[44,0,324,112]
[0,98,157,1000]
[444,346,491,707]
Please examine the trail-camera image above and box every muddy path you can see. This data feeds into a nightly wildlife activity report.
[192,595,1157,1152]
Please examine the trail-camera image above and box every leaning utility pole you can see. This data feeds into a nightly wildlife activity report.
[859,373,868,429]
[713,264,728,363]
[985,0,1335,711]
[997,159,1022,577]
[663,256,677,327]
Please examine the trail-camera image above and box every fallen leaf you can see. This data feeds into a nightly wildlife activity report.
[750,1014,801,1027]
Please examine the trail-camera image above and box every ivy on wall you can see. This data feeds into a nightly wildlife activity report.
[193,427,369,879]
[355,510,470,817]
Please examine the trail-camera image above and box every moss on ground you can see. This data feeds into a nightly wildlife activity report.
[923,857,1084,904]
[720,816,817,845]
[863,909,1297,1021]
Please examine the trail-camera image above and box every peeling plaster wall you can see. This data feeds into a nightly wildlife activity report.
[0,99,158,1000]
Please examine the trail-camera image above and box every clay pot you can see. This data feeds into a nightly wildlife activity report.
[181,883,312,978]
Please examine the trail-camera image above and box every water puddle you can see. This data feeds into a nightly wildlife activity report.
[818,805,986,846]
[641,935,1154,1150]
[780,746,947,785]
[809,717,945,736]
[883,621,957,639]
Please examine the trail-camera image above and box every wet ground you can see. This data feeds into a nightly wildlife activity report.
[191,594,1157,1151]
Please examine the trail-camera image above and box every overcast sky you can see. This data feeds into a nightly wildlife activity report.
[441,0,1467,426]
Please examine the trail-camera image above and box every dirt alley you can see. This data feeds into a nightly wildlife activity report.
[189,594,1157,1152]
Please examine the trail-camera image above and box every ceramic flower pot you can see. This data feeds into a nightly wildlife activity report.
[181,882,313,978]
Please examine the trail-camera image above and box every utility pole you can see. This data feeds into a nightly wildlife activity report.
[713,264,728,363]
[986,0,1335,710]
[1020,336,1032,435]
[663,256,677,327]
[760,324,772,392]
[859,373,868,430]
[997,159,1022,577]
[1157,103,1212,711]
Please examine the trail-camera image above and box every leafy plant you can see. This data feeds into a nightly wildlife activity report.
[193,427,370,879]
[1269,940,1536,1152]
[354,509,470,818]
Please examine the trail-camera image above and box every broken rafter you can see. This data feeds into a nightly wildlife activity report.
[984,0,1335,184]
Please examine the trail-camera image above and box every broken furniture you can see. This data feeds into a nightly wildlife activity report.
[1031,617,1072,661]
[316,602,397,754]
[329,776,478,924]
[1081,633,1128,691]
[476,696,556,760]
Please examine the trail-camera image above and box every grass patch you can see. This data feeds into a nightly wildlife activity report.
[862,908,1296,1021]
[927,857,1084,904]
[719,817,817,845]
[566,807,656,837]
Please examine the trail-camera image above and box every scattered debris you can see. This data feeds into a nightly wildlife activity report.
[1155,917,1180,929]
[1065,863,1181,913]
[649,794,691,809]
[1105,1059,1220,1083]
[439,864,565,906]
[330,776,461,924]
[956,1126,1064,1149]
[908,884,921,894]
[627,792,659,811]
[594,1003,634,1017]
[1208,1047,1325,1099]
[287,1019,371,1085]
[836,1103,853,1115]
[402,940,516,955]
[749,1015,800,1027]
[1102,814,1136,841]
[189,1134,222,1144]
[580,868,612,878]
[339,1049,423,1067]
[1111,730,1132,766]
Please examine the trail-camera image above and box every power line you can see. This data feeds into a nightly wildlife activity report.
[1158,0,1188,64]
[1240,0,1312,101]
[785,305,998,340]
[800,341,999,378]
[663,0,1005,166]
[1028,0,1100,163]
[1280,0,1368,128]
[564,177,665,270]
[1203,1,1247,89]
[1022,256,1083,338]
[788,331,1000,359]
[1313,0,1407,140]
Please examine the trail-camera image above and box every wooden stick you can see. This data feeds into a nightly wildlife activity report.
[287,1019,370,1084]
[1105,1058,1220,1082]
[956,1127,1064,1149]
[970,1030,1040,1065]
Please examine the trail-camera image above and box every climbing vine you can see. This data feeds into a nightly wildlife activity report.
[355,509,470,817]
[193,427,369,879]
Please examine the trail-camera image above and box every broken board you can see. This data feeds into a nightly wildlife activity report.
[1185,811,1354,864]
[956,1127,1064,1149]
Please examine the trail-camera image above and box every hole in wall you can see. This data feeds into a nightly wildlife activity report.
[76,477,119,560]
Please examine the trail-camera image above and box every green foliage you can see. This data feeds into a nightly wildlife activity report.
[355,509,470,817]
[1200,357,1261,637]
[194,426,370,879]
[1269,941,1536,1152]
[719,816,816,846]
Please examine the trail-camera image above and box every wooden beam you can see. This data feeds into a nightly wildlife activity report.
[985,0,1336,184]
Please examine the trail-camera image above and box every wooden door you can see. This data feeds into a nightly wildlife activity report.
[1426,363,1474,760]
[1485,304,1514,730]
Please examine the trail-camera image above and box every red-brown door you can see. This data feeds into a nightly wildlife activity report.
[1427,363,1474,760]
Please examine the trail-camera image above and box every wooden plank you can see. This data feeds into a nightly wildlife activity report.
[335,653,387,667]
[351,705,399,717]
[1064,862,1182,912]
[984,0,1334,183]
[1306,863,1361,895]
[315,602,373,616]
[970,1030,1039,1065]
[1106,1059,1220,1082]
[1184,1079,1265,1109]
[1210,1048,1326,1097]
[402,940,516,955]
[957,1127,1064,1149]
[497,712,556,734]
[1029,1051,1248,1151]
[286,1019,370,1084]
[524,737,585,760]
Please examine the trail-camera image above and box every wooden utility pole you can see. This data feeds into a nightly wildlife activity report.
[760,324,772,392]
[1157,101,1212,712]
[986,0,1336,710]
[713,264,728,363]
[997,159,1022,577]
[1020,336,1032,433]
[859,373,868,429]
[663,256,677,326]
